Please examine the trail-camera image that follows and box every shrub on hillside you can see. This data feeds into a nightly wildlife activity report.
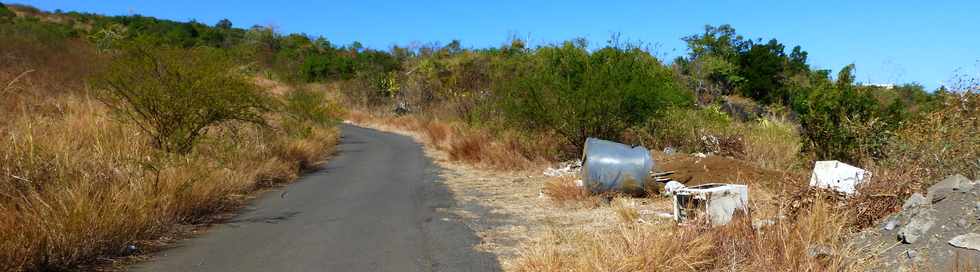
[496,41,692,152]
[91,42,271,154]
[281,88,345,137]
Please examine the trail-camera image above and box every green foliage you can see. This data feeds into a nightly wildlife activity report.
[496,41,693,149]
[0,3,14,19]
[791,67,901,164]
[641,106,733,153]
[91,41,271,154]
[282,88,344,137]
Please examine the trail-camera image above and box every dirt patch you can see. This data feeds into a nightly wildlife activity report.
[653,151,805,191]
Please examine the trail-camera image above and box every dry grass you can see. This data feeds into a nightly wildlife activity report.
[542,176,598,208]
[0,34,340,271]
[512,194,864,272]
[347,110,560,170]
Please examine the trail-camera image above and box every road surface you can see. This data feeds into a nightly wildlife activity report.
[131,124,500,272]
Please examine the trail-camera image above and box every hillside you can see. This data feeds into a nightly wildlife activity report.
[1,2,978,271]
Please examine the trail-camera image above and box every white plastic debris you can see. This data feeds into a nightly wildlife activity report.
[573,179,584,187]
[673,183,749,226]
[692,152,707,158]
[809,160,870,195]
[949,233,980,251]
[663,181,686,195]
[544,160,582,177]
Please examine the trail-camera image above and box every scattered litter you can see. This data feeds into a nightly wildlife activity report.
[573,179,584,187]
[883,218,899,231]
[663,147,676,155]
[692,152,707,159]
[948,233,980,251]
[543,160,582,177]
[672,183,749,226]
[808,160,870,195]
[581,138,654,193]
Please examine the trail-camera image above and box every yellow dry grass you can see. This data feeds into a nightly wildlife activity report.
[347,110,558,171]
[0,89,338,271]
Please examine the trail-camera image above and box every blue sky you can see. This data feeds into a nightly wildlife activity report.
[16,0,980,89]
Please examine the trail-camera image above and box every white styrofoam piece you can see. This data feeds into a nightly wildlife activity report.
[809,160,870,195]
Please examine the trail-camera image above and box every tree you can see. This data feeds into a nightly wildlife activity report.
[739,39,787,104]
[216,18,232,30]
[0,3,14,19]
[92,42,271,154]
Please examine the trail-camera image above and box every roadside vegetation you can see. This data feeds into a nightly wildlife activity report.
[0,5,341,271]
[1,3,976,271]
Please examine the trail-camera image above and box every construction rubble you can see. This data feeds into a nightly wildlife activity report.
[852,174,979,270]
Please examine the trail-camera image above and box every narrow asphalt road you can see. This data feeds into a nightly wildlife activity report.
[131,124,500,272]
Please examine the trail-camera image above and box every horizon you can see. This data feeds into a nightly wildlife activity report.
[13,0,980,90]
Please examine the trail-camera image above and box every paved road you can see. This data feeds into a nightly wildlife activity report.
[131,124,500,272]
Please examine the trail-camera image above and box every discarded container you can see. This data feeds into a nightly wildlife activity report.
[580,138,654,194]
[672,183,749,226]
[809,160,870,195]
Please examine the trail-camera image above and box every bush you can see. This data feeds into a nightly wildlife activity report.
[281,88,344,137]
[0,3,15,19]
[91,42,271,154]
[636,106,734,153]
[496,41,692,152]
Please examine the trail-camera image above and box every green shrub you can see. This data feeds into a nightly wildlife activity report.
[496,41,692,152]
[640,106,734,153]
[282,88,344,137]
[0,3,15,19]
[91,42,271,154]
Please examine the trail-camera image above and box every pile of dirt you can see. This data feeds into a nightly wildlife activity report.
[652,151,804,191]
[852,174,979,270]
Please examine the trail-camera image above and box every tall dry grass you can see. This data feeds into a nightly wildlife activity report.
[348,111,561,170]
[512,196,863,271]
[0,32,340,270]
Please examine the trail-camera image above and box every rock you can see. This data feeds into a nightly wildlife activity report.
[902,193,929,210]
[957,218,969,228]
[807,244,834,258]
[883,218,900,231]
[959,180,975,192]
[899,208,936,244]
[928,174,970,203]
[948,233,980,251]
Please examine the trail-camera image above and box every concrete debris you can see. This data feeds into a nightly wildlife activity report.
[948,233,980,251]
[927,174,970,203]
[883,218,899,231]
[808,160,870,195]
[663,181,686,195]
[901,193,929,210]
[672,183,749,226]
[851,174,980,270]
[543,160,582,177]
[898,208,936,244]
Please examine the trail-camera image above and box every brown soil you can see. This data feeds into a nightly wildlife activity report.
[652,150,806,191]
